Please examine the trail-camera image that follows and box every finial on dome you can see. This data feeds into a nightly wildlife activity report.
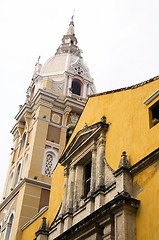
[67,14,75,35]
[35,56,41,66]
[70,10,75,26]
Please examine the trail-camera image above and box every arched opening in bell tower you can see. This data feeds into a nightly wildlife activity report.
[71,80,81,96]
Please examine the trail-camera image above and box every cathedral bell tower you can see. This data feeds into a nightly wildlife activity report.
[0,18,96,240]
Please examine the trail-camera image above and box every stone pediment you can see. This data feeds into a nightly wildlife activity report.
[60,120,109,165]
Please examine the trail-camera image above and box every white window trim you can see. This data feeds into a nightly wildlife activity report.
[3,209,15,240]
[13,162,21,188]
[42,147,58,177]
[6,169,14,197]
[21,152,29,178]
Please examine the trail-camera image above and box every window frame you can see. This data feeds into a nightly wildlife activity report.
[84,161,92,197]
[149,100,159,128]
[71,79,81,96]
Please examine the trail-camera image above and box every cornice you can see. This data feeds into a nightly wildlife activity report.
[42,71,65,77]
[51,108,64,115]
[15,103,32,121]
[35,101,52,111]
[50,194,140,237]
[130,147,159,176]
[0,178,51,211]
[30,89,86,113]
[45,141,60,149]
[32,89,59,105]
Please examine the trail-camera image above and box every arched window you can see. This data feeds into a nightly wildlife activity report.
[21,133,26,149]
[13,163,21,188]
[21,153,28,178]
[42,148,58,177]
[4,213,14,240]
[6,171,14,196]
[71,80,81,96]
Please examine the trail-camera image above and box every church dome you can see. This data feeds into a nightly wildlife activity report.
[30,17,96,99]
[41,53,78,76]
[41,53,91,81]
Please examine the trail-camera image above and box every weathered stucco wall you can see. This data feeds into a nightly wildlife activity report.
[21,78,159,240]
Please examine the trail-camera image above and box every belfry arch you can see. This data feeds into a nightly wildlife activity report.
[71,79,82,96]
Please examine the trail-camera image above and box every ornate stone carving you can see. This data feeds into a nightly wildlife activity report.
[52,113,61,124]
[70,113,79,125]
[74,66,84,76]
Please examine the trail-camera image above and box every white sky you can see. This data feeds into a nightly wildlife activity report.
[0,0,159,200]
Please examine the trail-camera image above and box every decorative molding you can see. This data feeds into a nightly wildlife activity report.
[34,101,52,111]
[37,116,50,124]
[24,114,32,119]
[50,195,140,239]
[0,178,51,211]
[143,89,159,105]
[45,141,60,149]
[49,122,62,129]
[51,108,64,115]
[52,113,61,124]
[3,200,15,222]
[70,113,79,125]
[130,147,159,176]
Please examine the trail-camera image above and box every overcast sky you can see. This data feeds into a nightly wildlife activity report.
[0,0,159,200]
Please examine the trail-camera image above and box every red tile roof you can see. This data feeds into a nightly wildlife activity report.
[90,75,159,98]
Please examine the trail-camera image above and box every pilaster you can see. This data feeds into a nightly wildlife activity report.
[73,165,84,210]
[96,132,106,190]
[66,166,75,213]
[90,143,97,193]
[114,207,136,240]
[61,166,69,215]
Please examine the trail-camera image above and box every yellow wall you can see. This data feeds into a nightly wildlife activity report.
[68,80,159,170]
[135,162,159,239]
[21,79,159,239]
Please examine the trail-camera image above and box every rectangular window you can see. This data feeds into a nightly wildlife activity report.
[84,161,92,196]
[149,100,159,128]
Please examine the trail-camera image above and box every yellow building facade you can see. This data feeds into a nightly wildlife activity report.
[0,19,96,240]
[21,76,159,240]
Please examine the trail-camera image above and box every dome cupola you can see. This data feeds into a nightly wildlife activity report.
[28,17,96,100]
